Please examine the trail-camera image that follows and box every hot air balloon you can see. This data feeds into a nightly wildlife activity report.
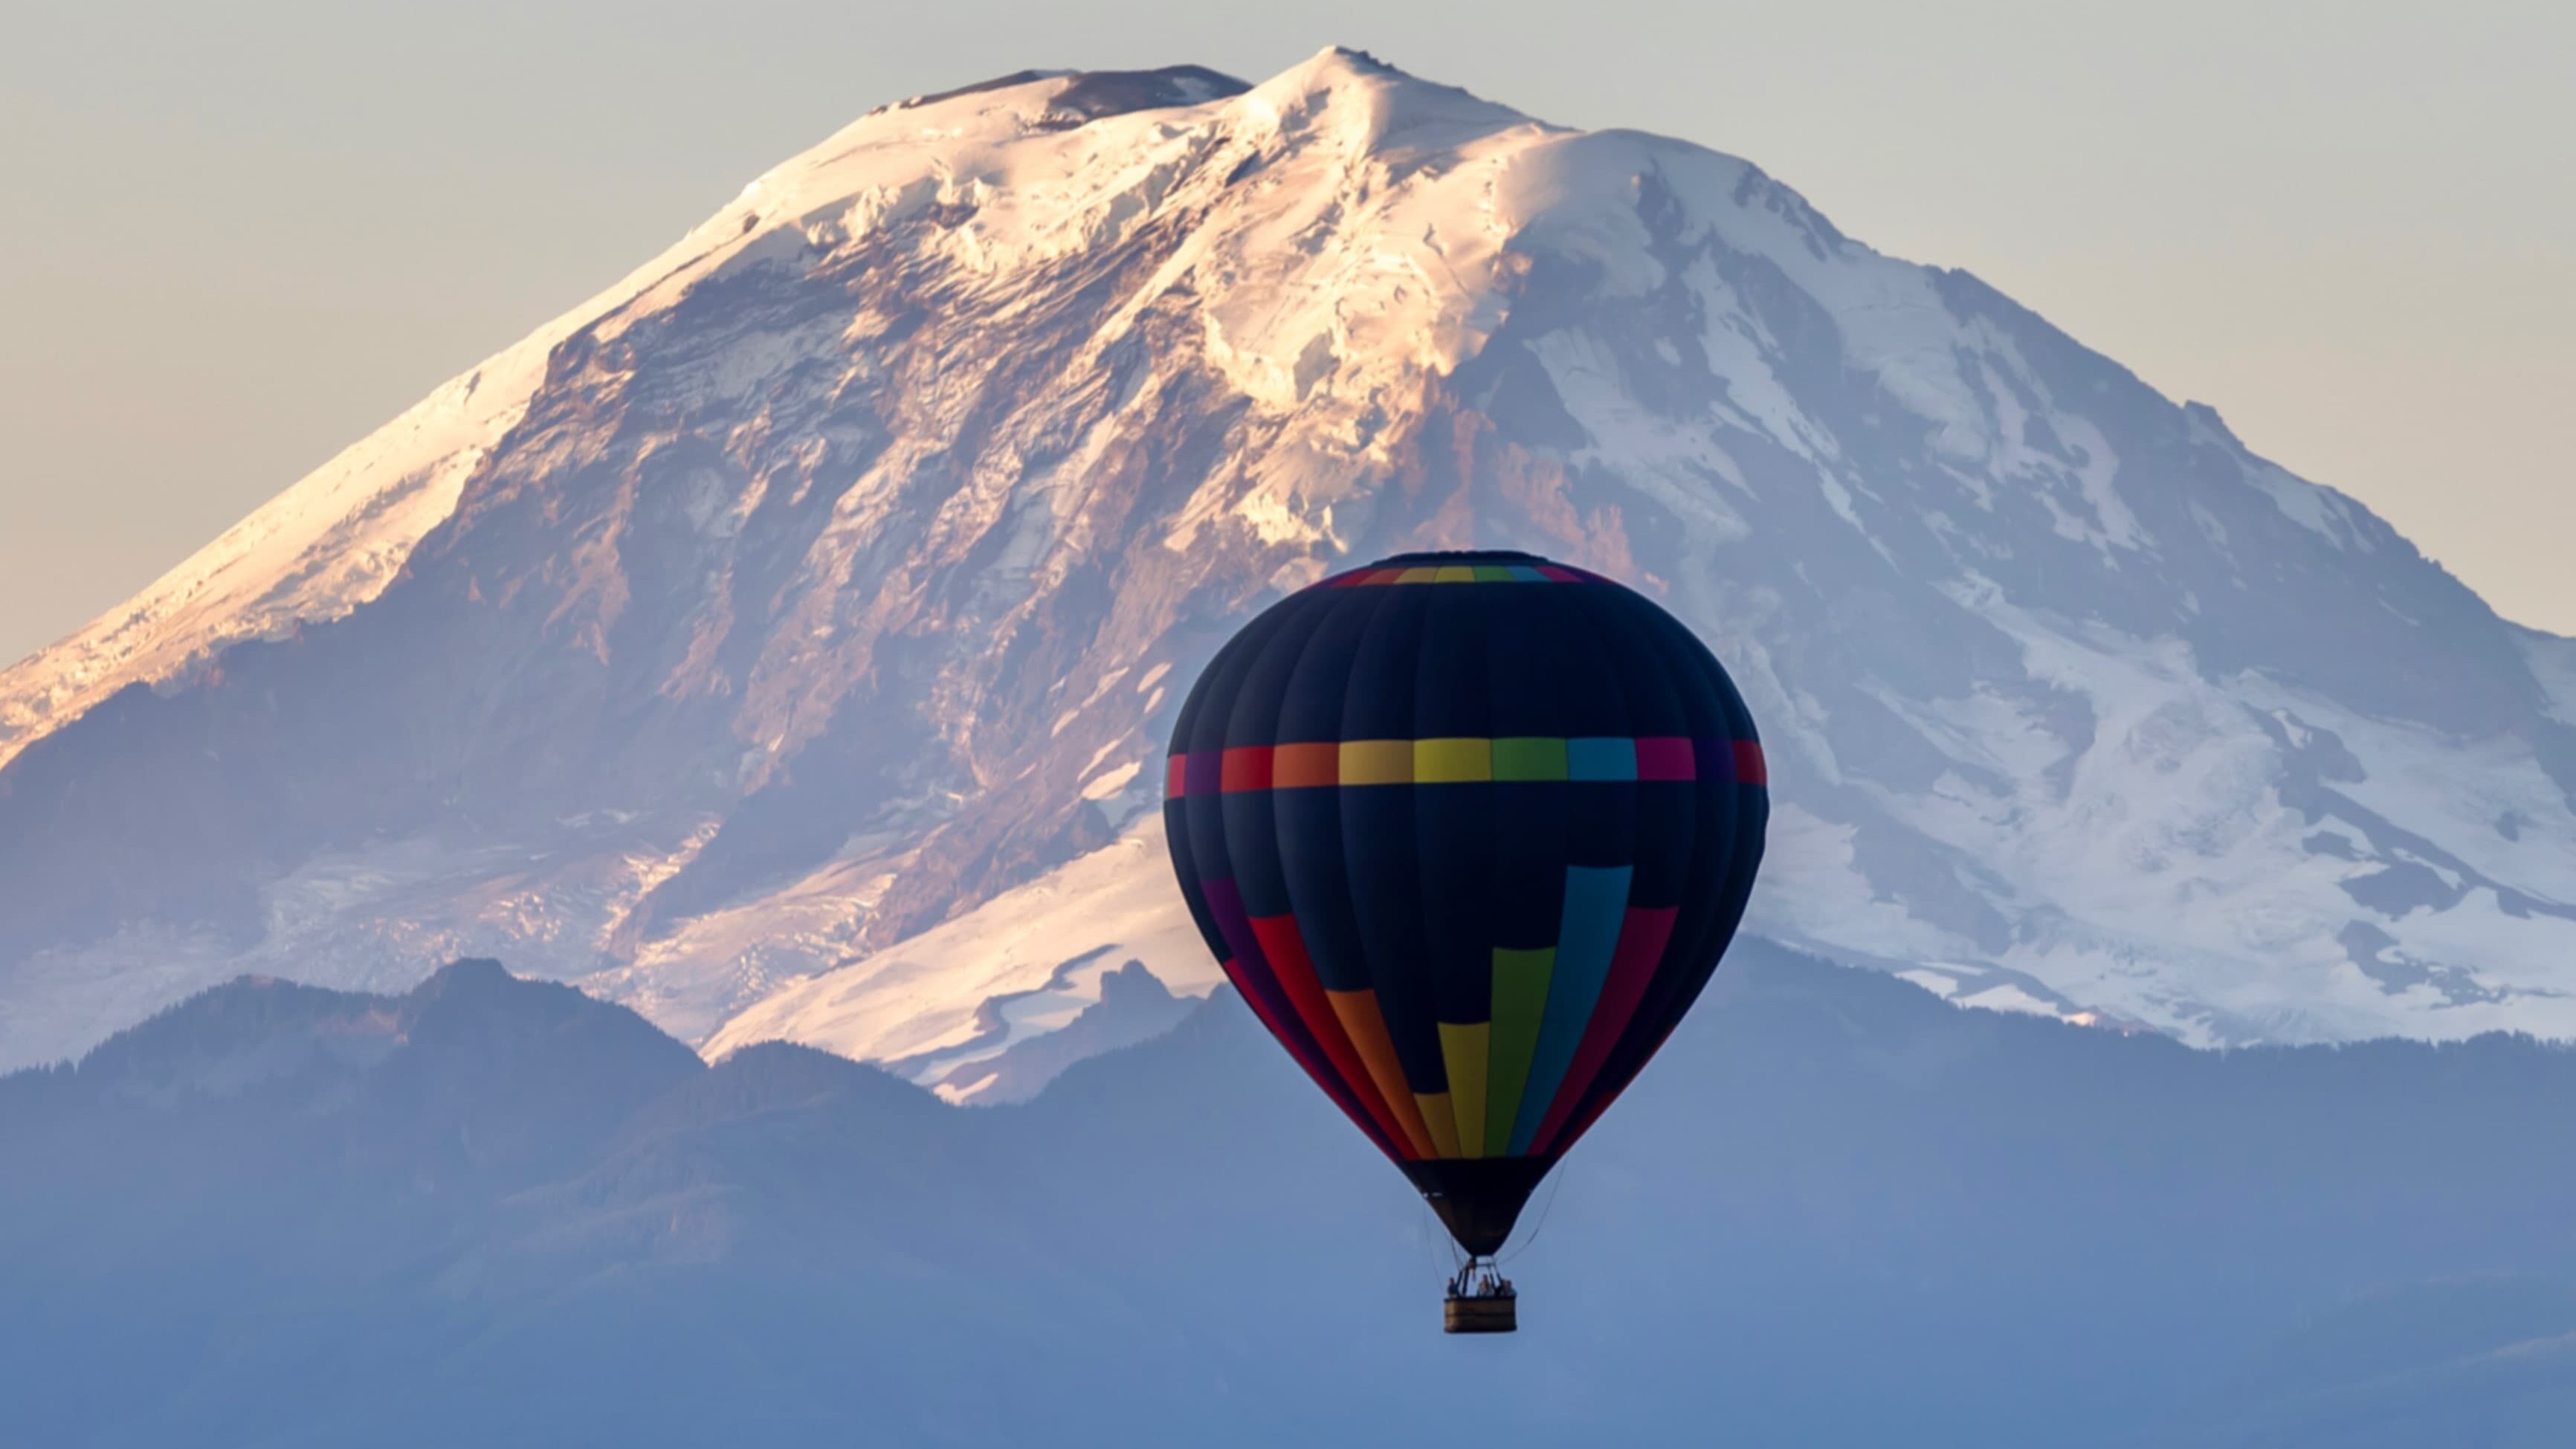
[1161,550,1767,1333]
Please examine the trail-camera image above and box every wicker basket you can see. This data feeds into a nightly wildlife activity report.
[1443,1294,1518,1334]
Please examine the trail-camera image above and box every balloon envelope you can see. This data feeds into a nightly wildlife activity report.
[1162,551,1768,1255]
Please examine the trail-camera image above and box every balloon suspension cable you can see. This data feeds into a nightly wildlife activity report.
[1496,1166,1568,1267]
[1422,1199,1463,1277]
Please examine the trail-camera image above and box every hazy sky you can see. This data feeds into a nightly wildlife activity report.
[3,0,2569,667]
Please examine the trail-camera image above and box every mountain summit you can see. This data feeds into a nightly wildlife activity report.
[4,50,2572,1080]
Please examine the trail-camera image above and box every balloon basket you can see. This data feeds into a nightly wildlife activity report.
[1442,1259,1519,1334]
[1442,1293,1517,1334]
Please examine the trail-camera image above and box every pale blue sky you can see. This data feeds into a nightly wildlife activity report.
[3,0,2569,665]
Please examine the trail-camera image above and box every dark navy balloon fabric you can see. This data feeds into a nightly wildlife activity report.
[1162,551,1768,1252]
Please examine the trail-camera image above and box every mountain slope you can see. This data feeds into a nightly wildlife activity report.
[2,49,2572,1078]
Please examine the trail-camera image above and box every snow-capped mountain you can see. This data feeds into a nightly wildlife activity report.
[4,49,2573,1087]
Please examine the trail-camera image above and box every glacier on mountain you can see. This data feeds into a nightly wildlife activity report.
[2,48,2572,1085]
